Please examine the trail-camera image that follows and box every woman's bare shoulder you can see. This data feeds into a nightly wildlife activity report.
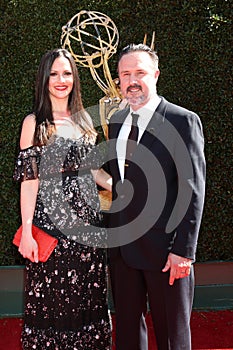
[20,114,36,149]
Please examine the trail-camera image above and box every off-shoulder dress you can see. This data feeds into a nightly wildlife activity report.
[13,134,111,349]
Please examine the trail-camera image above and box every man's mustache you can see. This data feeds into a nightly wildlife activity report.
[126,84,142,93]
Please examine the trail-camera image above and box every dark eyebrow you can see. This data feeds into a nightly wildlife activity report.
[50,69,72,73]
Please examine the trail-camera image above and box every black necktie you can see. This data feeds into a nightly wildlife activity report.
[125,113,139,174]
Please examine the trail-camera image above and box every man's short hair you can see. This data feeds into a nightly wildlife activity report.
[118,43,159,68]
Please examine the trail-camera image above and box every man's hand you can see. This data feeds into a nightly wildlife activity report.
[162,253,192,286]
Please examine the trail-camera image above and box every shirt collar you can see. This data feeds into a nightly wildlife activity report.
[130,94,161,118]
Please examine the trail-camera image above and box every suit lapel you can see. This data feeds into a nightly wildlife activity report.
[123,98,167,178]
[109,108,130,180]
[110,108,130,139]
[109,99,168,179]
[139,97,166,149]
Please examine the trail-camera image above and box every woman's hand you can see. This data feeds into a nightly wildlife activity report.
[18,230,39,263]
[91,168,112,192]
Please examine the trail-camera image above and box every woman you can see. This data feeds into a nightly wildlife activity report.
[13,48,112,349]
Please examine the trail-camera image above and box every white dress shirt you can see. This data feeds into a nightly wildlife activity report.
[116,95,161,181]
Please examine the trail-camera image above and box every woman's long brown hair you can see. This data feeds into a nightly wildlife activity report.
[33,48,96,145]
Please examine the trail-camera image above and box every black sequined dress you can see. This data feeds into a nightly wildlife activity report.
[13,134,111,349]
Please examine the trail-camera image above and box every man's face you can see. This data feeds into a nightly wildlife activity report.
[118,51,160,109]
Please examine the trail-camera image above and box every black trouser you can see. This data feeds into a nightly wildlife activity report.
[109,253,194,350]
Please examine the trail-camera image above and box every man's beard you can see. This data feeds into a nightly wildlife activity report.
[125,84,146,105]
[126,94,146,106]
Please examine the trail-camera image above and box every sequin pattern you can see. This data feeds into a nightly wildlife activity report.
[13,135,111,349]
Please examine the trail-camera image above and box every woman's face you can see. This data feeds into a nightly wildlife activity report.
[48,56,74,101]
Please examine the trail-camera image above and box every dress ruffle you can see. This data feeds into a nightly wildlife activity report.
[13,146,42,181]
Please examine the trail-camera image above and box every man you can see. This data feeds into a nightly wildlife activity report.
[107,44,206,350]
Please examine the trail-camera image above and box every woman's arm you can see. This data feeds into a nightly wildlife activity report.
[91,168,112,192]
[19,179,39,262]
[18,114,39,262]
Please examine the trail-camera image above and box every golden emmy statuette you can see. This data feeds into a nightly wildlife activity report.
[61,10,122,140]
[61,11,155,209]
[61,10,155,139]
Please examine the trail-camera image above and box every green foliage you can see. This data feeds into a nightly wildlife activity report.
[0,0,232,265]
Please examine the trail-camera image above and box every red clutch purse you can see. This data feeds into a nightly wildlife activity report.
[13,224,58,262]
